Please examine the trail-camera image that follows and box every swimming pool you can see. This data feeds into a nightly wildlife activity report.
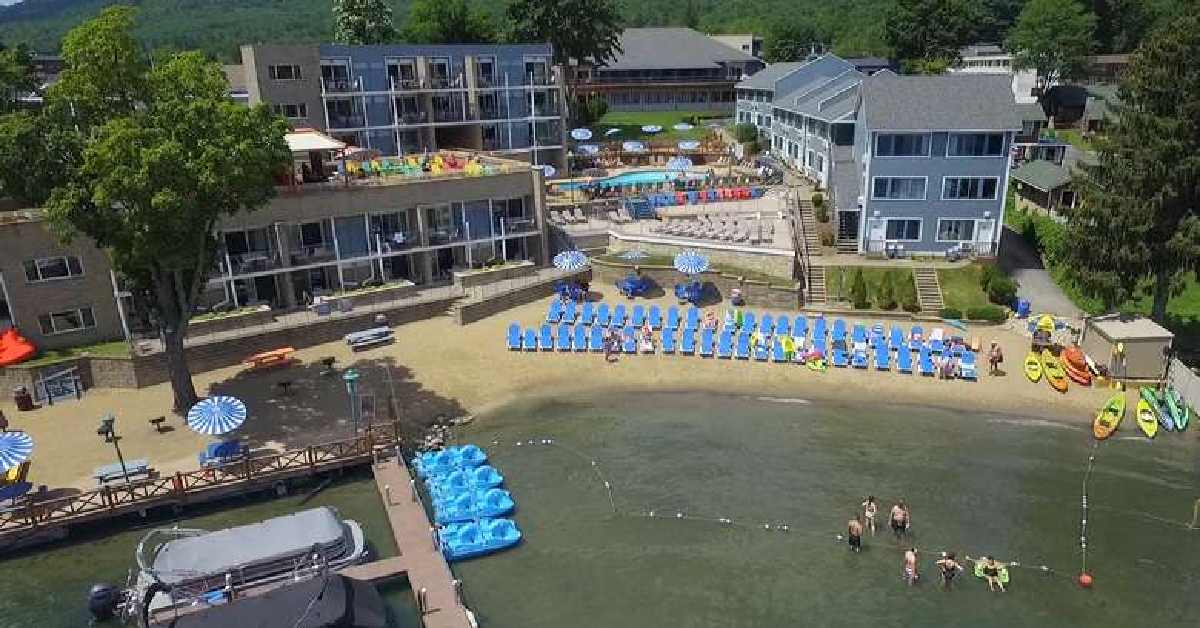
[554,169,705,191]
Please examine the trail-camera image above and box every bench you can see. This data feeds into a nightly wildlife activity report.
[93,459,153,485]
[344,327,394,351]
[243,347,296,370]
[148,416,167,433]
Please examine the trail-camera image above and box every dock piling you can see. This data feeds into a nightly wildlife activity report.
[385,484,392,505]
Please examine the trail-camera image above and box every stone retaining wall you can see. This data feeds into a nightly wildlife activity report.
[455,270,591,325]
[452,260,535,289]
[591,261,802,310]
[607,237,797,280]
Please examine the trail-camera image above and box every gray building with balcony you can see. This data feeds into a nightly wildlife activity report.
[227,43,567,170]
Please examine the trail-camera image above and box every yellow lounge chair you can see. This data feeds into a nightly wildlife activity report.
[2,460,31,486]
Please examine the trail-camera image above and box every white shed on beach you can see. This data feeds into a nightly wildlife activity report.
[1079,315,1173,380]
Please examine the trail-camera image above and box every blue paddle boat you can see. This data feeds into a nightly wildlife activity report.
[440,518,523,561]
[415,445,488,479]
[433,488,516,524]
[426,465,505,497]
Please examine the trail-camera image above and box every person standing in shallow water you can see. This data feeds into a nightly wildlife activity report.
[903,548,919,585]
[861,496,878,535]
[847,515,864,552]
[890,501,910,539]
[935,552,964,589]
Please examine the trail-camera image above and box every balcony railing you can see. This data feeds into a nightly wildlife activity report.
[526,74,555,87]
[389,77,421,91]
[532,104,561,117]
[430,76,453,89]
[375,231,418,253]
[328,113,366,129]
[322,78,359,94]
[396,111,430,125]
[482,139,506,151]
[501,217,538,234]
[432,108,467,123]
[428,226,467,245]
[477,106,502,120]
[476,74,496,88]
[290,244,336,265]
[225,251,282,275]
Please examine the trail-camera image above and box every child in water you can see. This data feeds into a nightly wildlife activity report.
[903,548,919,585]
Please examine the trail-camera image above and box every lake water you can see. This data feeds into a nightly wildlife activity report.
[3,392,1197,627]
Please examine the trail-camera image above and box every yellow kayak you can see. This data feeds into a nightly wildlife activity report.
[1041,349,1068,392]
[1024,352,1043,383]
[1136,398,1158,438]
[1093,393,1125,439]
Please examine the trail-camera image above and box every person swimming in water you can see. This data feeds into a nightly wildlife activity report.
[972,556,1009,592]
[847,515,864,552]
[903,548,919,585]
[861,496,878,535]
[935,552,964,590]
[890,500,910,539]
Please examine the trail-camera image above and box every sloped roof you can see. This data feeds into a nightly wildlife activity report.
[779,70,863,121]
[600,28,759,71]
[1017,101,1047,122]
[862,73,1022,131]
[1011,160,1072,192]
[831,146,861,210]
[736,61,807,90]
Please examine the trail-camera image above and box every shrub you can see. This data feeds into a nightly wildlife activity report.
[850,268,869,309]
[814,204,828,223]
[966,305,1007,322]
[979,264,1002,291]
[897,277,920,312]
[733,122,758,143]
[811,192,825,208]
[819,231,834,246]
[986,275,1019,306]
[939,307,963,319]
[877,272,897,310]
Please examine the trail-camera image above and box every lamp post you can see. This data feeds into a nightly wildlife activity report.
[343,369,361,436]
[96,413,130,485]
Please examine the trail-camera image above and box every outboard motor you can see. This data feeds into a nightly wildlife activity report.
[87,583,120,622]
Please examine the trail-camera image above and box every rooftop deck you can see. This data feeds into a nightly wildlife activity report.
[280,151,535,196]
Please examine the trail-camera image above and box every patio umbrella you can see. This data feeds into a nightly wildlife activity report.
[605,128,622,136]
[666,156,693,171]
[619,249,649,263]
[678,140,701,151]
[576,144,600,156]
[641,125,663,134]
[553,250,589,271]
[622,141,647,153]
[0,431,33,473]
[570,128,593,141]
[674,250,710,275]
[673,123,694,131]
[533,164,557,178]
[187,395,248,436]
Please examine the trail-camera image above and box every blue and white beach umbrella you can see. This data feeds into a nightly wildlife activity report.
[576,144,600,156]
[673,123,694,131]
[0,431,33,473]
[678,140,701,151]
[533,164,557,179]
[641,125,663,134]
[622,141,647,153]
[619,249,649,263]
[666,156,693,171]
[570,128,593,141]
[553,250,589,271]
[674,250,710,275]
[187,396,248,436]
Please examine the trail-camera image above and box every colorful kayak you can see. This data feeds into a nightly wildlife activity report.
[1140,387,1173,432]
[1093,393,1125,440]
[1041,349,1068,392]
[1135,398,1158,438]
[1166,387,1189,431]
[1024,352,1043,383]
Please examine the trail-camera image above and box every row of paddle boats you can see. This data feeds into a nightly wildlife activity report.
[1093,386,1190,440]
[414,445,523,561]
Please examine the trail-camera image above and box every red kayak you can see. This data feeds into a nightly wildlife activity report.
[0,328,36,367]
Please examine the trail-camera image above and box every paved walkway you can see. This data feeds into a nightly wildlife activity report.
[998,226,1080,317]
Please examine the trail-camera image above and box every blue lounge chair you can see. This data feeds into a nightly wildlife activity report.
[557,323,572,351]
[760,314,775,335]
[523,328,538,351]
[540,324,554,351]
[687,191,699,204]
[506,323,521,350]
[674,282,688,302]
[874,344,890,370]
[631,305,646,328]
[830,319,845,343]
[685,307,700,330]
[754,339,770,361]
[563,301,577,324]
[870,331,884,349]
[930,337,946,355]
[852,324,867,345]
[573,325,588,352]
[772,339,788,363]
[649,305,662,329]
[589,326,604,352]
[717,329,733,358]
[909,326,925,352]
[814,317,828,342]
[699,328,715,357]
[612,304,628,327]
[666,306,680,330]
[743,312,757,332]
[871,323,884,340]
[680,329,696,355]
[896,347,913,374]
[775,316,791,337]
[852,349,869,369]
[960,351,978,380]
[831,347,848,367]
[546,300,562,323]
[813,335,828,356]
[662,330,677,353]
[889,327,905,352]
[918,349,934,376]
[622,327,637,353]
[735,333,751,359]
[596,303,612,327]
[793,316,807,340]
[580,302,595,326]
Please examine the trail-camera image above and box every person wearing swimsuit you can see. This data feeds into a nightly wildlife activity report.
[847,516,864,552]
[903,548,919,585]
[861,496,878,535]
[980,556,1007,592]
[890,501,910,539]
[935,552,963,589]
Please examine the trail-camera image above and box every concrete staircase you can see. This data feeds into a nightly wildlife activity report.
[806,265,827,305]
[795,200,822,256]
[835,238,858,254]
[913,268,945,312]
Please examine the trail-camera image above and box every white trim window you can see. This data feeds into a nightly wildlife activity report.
[885,219,922,241]
[871,176,927,200]
[24,255,83,282]
[942,177,999,200]
[268,64,302,81]
[946,133,1005,157]
[272,103,308,119]
[936,218,977,242]
[874,133,931,157]
[38,306,96,335]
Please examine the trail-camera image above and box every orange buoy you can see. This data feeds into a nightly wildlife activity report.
[1077,572,1094,588]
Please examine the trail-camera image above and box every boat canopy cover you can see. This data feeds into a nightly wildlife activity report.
[151,507,348,584]
[157,575,385,628]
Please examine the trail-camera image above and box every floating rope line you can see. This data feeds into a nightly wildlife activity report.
[1190,499,1200,530]
[1077,440,1100,587]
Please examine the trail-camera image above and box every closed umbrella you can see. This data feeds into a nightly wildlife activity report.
[673,123,694,131]
[570,128,593,141]
[678,140,701,151]
[187,396,248,436]
[674,250,710,275]
[605,128,622,136]
[553,250,589,271]
[533,164,557,178]
[576,144,600,156]
[0,431,33,473]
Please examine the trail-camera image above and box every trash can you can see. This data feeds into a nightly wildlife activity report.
[1015,299,1031,319]
[13,386,34,412]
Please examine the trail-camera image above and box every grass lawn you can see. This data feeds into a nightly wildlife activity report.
[1052,129,1097,153]
[595,111,721,142]
[826,267,915,309]
[937,265,993,312]
[22,340,131,368]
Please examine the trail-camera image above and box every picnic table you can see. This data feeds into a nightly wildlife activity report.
[93,459,152,484]
[344,327,394,350]
[243,347,296,370]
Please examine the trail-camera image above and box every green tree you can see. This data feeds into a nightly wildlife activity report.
[0,42,37,113]
[977,0,1027,43]
[1065,8,1200,322]
[1008,0,1096,90]
[877,271,897,310]
[402,0,497,44]
[570,94,608,127]
[333,0,397,45]
[506,0,623,66]
[763,19,823,63]
[681,0,702,30]
[42,10,291,411]
[884,0,984,70]
[1091,0,1156,53]
[850,268,869,309]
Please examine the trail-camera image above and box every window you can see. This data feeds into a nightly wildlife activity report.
[38,306,95,335]
[875,133,931,157]
[268,64,302,81]
[272,103,307,119]
[937,219,976,241]
[943,177,999,200]
[871,177,926,200]
[885,219,922,241]
[24,255,83,282]
[946,133,1005,157]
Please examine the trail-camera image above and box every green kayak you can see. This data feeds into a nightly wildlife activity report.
[1166,387,1190,431]
[1142,387,1174,432]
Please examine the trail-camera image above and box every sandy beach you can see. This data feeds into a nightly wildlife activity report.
[1,287,1119,490]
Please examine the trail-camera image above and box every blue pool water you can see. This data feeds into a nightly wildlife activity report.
[555,170,705,191]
